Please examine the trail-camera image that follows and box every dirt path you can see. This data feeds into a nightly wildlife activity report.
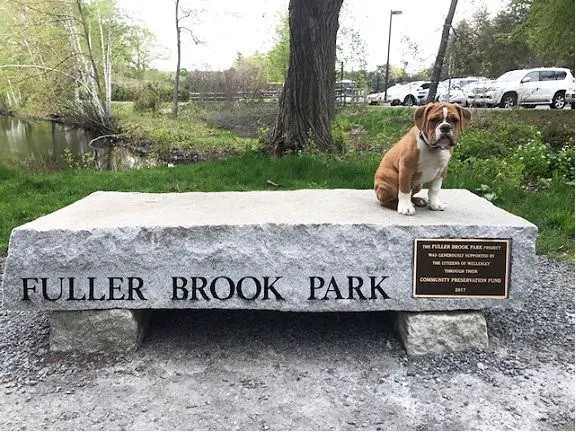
[0,255,574,430]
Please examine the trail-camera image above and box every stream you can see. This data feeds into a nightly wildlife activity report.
[0,116,144,170]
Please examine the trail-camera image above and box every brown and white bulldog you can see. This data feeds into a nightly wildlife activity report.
[374,102,471,215]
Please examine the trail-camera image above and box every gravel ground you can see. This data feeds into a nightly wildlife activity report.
[0,254,574,430]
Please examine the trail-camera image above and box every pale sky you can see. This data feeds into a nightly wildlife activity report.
[117,0,508,73]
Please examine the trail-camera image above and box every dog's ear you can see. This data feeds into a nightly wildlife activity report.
[456,105,472,130]
[414,104,431,130]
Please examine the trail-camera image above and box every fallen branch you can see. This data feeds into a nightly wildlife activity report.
[88,134,125,148]
[266,179,283,188]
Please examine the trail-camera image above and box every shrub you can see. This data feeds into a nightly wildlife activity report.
[456,130,514,161]
[458,157,524,197]
[111,84,136,102]
[133,84,162,113]
[550,145,575,182]
[510,139,552,182]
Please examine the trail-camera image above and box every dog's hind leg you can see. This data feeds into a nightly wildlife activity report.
[375,171,398,209]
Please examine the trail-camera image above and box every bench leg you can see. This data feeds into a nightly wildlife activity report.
[49,309,151,353]
[393,311,489,356]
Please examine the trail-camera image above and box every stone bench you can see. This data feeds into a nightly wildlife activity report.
[1,189,537,355]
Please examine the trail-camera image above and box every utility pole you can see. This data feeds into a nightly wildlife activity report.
[383,10,402,104]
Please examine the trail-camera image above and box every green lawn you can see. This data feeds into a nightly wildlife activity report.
[113,103,258,161]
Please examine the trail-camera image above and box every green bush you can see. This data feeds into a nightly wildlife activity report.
[550,145,575,182]
[510,139,552,182]
[133,84,162,113]
[458,157,524,194]
[111,84,136,102]
[456,130,514,161]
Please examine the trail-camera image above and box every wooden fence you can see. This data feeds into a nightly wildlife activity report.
[189,90,281,102]
[188,88,367,105]
[335,88,366,106]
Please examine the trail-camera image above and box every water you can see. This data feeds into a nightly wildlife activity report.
[0,116,146,170]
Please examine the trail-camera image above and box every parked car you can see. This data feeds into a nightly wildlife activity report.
[337,79,356,91]
[565,79,575,109]
[366,91,383,105]
[430,77,491,106]
[366,83,400,105]
[366,82,424,106]
[467,67,574,109]
[386,81,429,106]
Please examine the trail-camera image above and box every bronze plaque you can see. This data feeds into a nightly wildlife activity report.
[413,238,510,298]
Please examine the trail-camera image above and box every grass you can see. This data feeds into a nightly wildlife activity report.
[113,103,258,161]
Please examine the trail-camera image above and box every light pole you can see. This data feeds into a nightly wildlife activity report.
[383,10,402,105]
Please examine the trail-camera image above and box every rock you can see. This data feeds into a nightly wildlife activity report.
[49,310,151,353]
[3,189,536,313]
[394,311,489,356]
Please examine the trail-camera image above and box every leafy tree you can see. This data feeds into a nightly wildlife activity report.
[516,0,575,68]
[119,26,158,80]
[337,26,367,75]
[488,4,537,75]
[0,0,137,132]
[444,0,572,79]
[399,36,425,78]
[267,15,290,83]
[233,54,269,95]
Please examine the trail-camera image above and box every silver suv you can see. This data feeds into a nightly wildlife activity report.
[468,67,574,109]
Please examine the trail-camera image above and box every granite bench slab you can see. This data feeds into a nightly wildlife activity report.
[2,189,537,312]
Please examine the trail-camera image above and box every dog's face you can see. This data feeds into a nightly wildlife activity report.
[414,103,472,150]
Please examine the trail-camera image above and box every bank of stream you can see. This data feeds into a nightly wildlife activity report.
[0,115,152,171]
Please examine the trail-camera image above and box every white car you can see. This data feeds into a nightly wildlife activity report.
[366,83,414,106]
[468,68,574,109]
[433,77,491,106]
[387,81,429,106]
[367,91,385,105]
[565,79,575,109]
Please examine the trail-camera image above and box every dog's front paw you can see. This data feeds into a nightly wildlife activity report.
[429,200,447,211]
[397,202,416,215]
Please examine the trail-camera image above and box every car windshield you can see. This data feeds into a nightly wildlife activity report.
[496,70,526,82]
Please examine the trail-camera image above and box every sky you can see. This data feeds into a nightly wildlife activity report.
[117,0,508,74]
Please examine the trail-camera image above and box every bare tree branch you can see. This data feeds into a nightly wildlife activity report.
[180,27,204,45]
[89,134,125,148]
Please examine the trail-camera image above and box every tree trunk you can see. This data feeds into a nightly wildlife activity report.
[172,0,181,118]
[263,0,344,155]
[76,0,102,99]
[426,0,459,103]
[97,6,113,117]
[105,25,113,116]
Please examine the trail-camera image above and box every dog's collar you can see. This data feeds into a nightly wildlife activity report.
[418,130,442,149]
